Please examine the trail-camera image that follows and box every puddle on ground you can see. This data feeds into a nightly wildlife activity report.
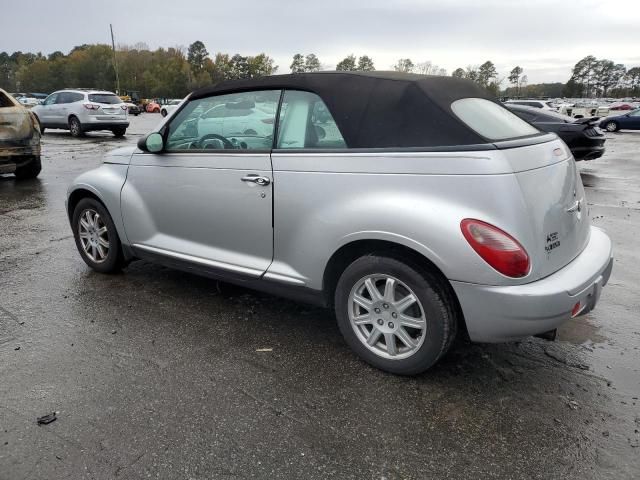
[557,314,607,345]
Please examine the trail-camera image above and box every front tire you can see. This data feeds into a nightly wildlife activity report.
[69,116,83,137]
[335,255,457,375]
[604,121,619,132]
[14,156,42,180]
[161,109,167,117]
[72,198,125,273]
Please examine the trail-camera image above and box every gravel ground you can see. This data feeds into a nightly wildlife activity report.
[1,114,638,479]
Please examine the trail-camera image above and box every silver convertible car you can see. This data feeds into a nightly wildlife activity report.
[66,72,613,374]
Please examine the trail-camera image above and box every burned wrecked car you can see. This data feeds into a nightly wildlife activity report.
[0,88,42,179]
[66,72,612,375]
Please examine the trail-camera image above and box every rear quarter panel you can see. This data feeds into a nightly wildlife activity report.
[269,150,540,289]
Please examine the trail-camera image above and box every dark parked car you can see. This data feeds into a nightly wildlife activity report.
[125,102,142,116]
[505,104,605,160]
[599,108,640,132]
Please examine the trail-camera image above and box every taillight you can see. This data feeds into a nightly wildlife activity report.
[460,219,530,278]
[83,103,100,110]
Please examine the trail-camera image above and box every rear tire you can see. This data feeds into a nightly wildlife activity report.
[14,156,42,180]
[604,121,619,132]
[112,127,126,137]
[334,255,457,375]
[72,198,125,273]
[69,116,83,137]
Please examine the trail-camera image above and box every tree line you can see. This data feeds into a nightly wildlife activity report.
[1,42,638,99]
[0,41,277,98]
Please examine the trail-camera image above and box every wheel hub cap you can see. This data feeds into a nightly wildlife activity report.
[348,274,427,360]
[78,209,109,263]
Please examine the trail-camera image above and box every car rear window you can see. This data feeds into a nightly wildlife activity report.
[89,94,122,104]
[452,98,540,141]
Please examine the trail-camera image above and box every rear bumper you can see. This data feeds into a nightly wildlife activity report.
[82,118,129,131]
[572,144,605,160]
[452,226,613,343]
[0,142,40,159]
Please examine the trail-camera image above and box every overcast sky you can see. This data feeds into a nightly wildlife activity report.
[4,0,640,83]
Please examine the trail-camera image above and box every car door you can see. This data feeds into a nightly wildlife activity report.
[51,92,72,126]
[120,89,281,278]
[37,93,58,125]
[627,109,640,129]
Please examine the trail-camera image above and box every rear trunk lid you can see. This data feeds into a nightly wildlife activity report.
[500,138,591,281]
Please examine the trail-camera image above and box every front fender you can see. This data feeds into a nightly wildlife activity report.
[66,164,129,244]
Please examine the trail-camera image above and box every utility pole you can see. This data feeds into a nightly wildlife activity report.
[110,24,120,95]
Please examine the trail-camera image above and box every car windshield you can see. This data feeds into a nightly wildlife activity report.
[452,98,540,140]
[88,94,122,104]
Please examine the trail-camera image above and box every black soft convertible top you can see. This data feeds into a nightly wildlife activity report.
[190,71,495,149]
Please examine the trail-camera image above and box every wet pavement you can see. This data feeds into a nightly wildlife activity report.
[1,115,638,479]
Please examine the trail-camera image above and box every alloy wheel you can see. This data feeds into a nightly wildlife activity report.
[70,118,81,136]
[78,209,109,263]
[348,274,427,360]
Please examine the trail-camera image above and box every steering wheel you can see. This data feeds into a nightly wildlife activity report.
[194,134,234,150]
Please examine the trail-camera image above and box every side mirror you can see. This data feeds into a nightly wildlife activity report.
[137,132,164,153]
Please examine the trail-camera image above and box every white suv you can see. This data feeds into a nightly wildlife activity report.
[32,89,129,137]
[503,99,557,111]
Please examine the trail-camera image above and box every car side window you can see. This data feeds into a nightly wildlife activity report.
[165,90,281,151]
[277,91,347,149]
[43,93,57,106]
[630,109,640,117]
[56,92,71,104]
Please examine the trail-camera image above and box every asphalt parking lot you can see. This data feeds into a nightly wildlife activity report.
[1,114,639,479]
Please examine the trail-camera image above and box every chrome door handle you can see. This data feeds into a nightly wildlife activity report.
[241,174,270,186]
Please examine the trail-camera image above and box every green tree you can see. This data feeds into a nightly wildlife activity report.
[304,54,321,72]
[569,55,598,97]
[593,59,625,96]
[247,53,277,78]
[508,66,523,95]
[336,54,357,71]
[187,41,209,72]
[393,58,414,73]
[477,61,497,87]
[625,67,640,95]
[228,54,250,79]
[451,67,465,79]
[208,53,232,83]
[356,55,375,71]
[290,53,305,73]
[464,66,478,82]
